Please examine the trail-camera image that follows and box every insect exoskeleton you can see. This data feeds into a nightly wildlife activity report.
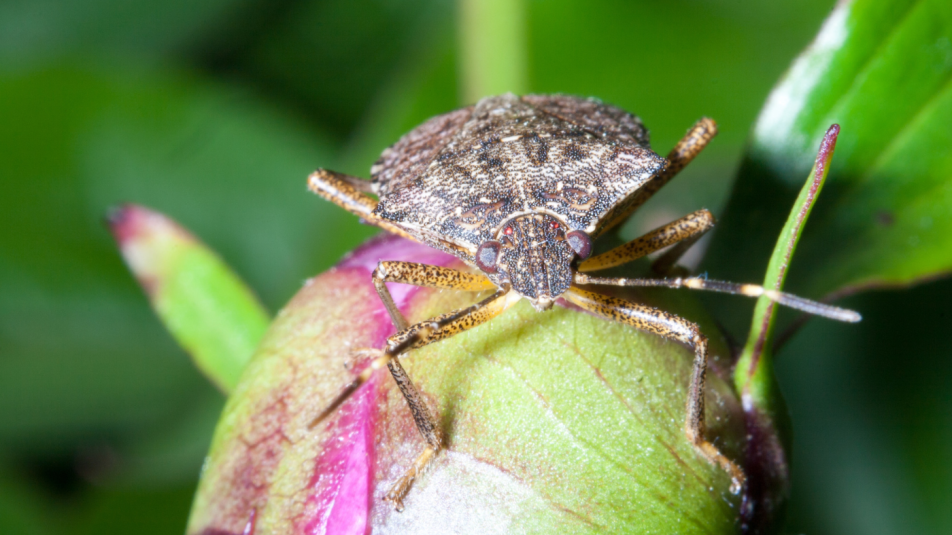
[306,93,860,510]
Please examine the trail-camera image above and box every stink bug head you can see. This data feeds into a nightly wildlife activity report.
[491,213,576,311]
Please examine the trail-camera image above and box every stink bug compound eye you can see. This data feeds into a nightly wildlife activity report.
[475,240,501,273]
[306,93,861,510]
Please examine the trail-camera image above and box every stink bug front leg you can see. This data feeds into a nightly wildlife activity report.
[563,287,747,493]
[309,286,516,510]
[307,169,419,242]
[373,261,496,331]
[628,117,719,213]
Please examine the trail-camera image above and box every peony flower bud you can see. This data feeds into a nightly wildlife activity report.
[187,234,761,535]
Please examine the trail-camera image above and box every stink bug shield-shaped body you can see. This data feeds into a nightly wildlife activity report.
[307,93,859,510]
[369,94,664,310]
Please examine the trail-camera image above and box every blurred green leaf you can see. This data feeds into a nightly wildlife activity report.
[235,0,454,136]
[0,0,259,69]
[0,64,351,460]
[112,390,225,486]
[68,483,196,535]
[0,469,54,535]
[110,205,270,393]
[778,279,952,535]
[707,0,952,301]
[334,24,460,177]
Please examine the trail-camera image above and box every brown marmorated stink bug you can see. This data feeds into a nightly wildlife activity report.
[306,93,860,510]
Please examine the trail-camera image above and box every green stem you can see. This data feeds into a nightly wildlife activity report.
[458,0,528,103]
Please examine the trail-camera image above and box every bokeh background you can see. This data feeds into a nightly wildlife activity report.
[1,0,949,533]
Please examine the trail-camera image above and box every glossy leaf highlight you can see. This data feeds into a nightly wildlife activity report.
[708,0,952,299]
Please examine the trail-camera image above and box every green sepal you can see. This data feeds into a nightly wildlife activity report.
[110,204,270,393]
[735,126,840,415]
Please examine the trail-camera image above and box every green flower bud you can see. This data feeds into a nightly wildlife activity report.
[187,235,774,534]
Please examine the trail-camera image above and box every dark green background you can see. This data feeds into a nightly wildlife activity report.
[1,0,949,533]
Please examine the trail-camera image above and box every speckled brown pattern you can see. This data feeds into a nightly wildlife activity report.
[597,117,718,235]
[374,261,494,292]
[521,94,651,146]
[372,94,666,257]
[371,107,474,198]
[496,212,575,307]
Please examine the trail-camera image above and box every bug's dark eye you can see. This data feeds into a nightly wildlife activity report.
[565,230,593,259]
[475,240,502,273]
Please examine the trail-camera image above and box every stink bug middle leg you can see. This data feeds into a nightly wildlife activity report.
[579,208,717,273]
